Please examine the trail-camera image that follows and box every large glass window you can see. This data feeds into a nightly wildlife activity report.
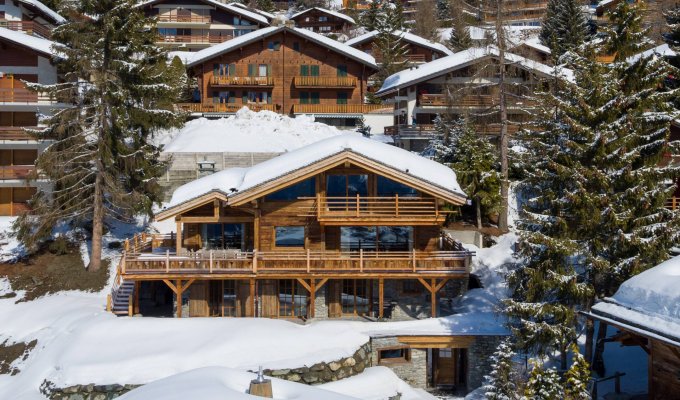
[342,280,370,315]
[326,174,368,197]
[265,178,316,201]
[340,226,412,251]
[279,279,308,317]
[378,226,412,251]
[274,226,305,247]
[202,223,243,250]
[376,176,418,197]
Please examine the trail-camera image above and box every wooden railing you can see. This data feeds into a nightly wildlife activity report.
[419,94,537,108]
[374,54,427,64]
[211,76,274,86]
[667,197,680,211]
[0,127,37,140]
[384,124,436,136]
[292,104,387,114]
[176,102,278,113]
[0,20,52,38]
[157,34,233,44]
[299,195,446,222]
[294,76,357,88]
[0,88,61,104]
[0,166,36,180]
[157,14,212,23]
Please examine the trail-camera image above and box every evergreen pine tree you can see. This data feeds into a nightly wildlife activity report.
[355,116,372,137]
[564,344,591,400]
[601,1,651,61]
[256,0,276,12]
[424,115,456,163]
[539,0,588,58]
[447,12,473,52]
[525,361,564,400]
[413,0,439,41]
[372,1,410,89]
[450,120,501,229]
[360,0,382,31]
[483,340,521,400]
[15,0,185,270]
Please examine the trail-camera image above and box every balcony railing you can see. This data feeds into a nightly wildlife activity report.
[157,34,233,44]
[667,197,680,211]
[157,14,212,23]
[384,124,436,136]
[0,88,58,104]
[419,94,537,109]
[293,104,387,114]
[0,165,36,180]
[177,102,278,113]
[374,54,427,64]
[0,127,38,140]
[0,20,52,38]
[294,76,357,88]
[211,76,274,86]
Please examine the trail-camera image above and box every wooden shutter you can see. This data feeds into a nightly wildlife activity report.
[266,64,272,76]
[300,92,309,104]
[212,91,218,104]
[247,64,255,76]
[337,65,347,77]
[337,92,347,105]
[229,64,236,76]
[311,65,320,76]
[189,281,209,317]
[300,65,309,76]
[311,92,320,104]
[213,63,219,76]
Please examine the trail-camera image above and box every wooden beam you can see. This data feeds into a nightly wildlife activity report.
[310,280,316,319]
[417,277,433,292]
[163,279,178,295]
[398,335,475,349]
[379,278,384,319]
[175,220,182,255]
[182,278,197,292]
[296,278,312,293]
[430,278,437,318]
[314,278,329,293]
[434,278,450,293]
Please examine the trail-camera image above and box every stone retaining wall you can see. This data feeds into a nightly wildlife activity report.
[42,382,140,400]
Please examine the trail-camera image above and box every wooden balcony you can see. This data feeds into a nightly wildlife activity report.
[157,14,211,24]
[419,94,537,109]
[0,88,60,104]
[157,34,233,44]
[384,124,436,137]
[211,76,274,87]
[374,54,427,64]
[0,20,52,38]
[0,127,37,140]
[292,104,387,114]
[177,102,278,113]
[667,197,680,211]
[300,195,447,225]
[294,76,357,88]
[0,165,36,180]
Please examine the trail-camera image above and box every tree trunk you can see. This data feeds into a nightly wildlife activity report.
[495,0,509,233]
[475,197,482,229]
[560,343,567,371]
[89,170,104,271]
[592,322,608,376]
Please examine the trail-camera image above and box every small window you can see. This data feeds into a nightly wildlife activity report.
[319,16,328,22]
[310,92,320,104]
[268,41,281,51]
[300,92,309,104]
[337,64,348,77]
[337,92,348,105]
[293,42,300,51]
[275,226,305,247]
[378,347,411,365]
[300,65,309,76]
[310,65,320,76]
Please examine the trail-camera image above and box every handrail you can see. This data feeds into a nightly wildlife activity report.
[294,76,357,88]
[211,76,274,86]
[0,20,52,38]
[0,165,36,179]
[157,14,212,23]
[292,104,387,114]
[176,103,278,113]
[157,34,232,44]
[298,195,447,219]
[666,197,680,211]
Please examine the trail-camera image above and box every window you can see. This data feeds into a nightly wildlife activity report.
[310,92,320,104]
[293,41,300,51]
[340,226,412,251]
[213,91,235,104]
[342,279,370,315]
[378,347,411,364]
[326,174,368,197]
[279,279,308,317]
[222,280,237,317]
[337,64,348,77]
[319,16,328,22]
[300,65,319,76]
[202,223,244,250]
[300,92,309,104]
[378,226,411,251]
[258,64,269,77]
[341,227,376,251]
[376,176,418,197]
[337,92,348,105]
[300,65,309,76]
[213,63,235,77]
[246,91,270,103]
[319,26,332,32]
[267,41,281,51]
[275,226,305,247]
[265,178,316,201]
[310,65,320,76]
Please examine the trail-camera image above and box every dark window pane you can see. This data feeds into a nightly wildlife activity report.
[275,226,305,247]
[223,223,243,249]
[376,176,418,197]
[341,226,376,250]
[347,175,368,196]
[265,178,316,201]
[326,175,347,197]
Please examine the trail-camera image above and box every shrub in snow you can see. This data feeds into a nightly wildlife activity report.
[564,344,591,400]
[483,340,521,400]
[524,360,563,400]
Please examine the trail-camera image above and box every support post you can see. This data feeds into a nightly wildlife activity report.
[165,249,170,272]
[430,278,436,318]
[134,281,140,315]
[175,220,182,255]
[356,193,360,217]
[412,248,416,272]
[378,278,384,318]
[249,278,256,317]
[310,280,316,319]
[209,250,213,273]
[360,248,364,273]
[306,248,311,273]
[121,251,126,274]
[395,194,399,217]
[176,279,183,318]
[253,250,258,273]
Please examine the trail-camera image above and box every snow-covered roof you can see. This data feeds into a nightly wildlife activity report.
[627,43,677,64]
[0,27,57,57]
[438,25,540,45]
[290,7,356,25]
[16,0,65,24]
[185,26,377,68]
[345,30,454,57]
[159,108,345,153]
[165,134,466,210]
[376,46,573,96]
[136,0,270,25]
[228,2,277,20]
[517,37,551,55]
[591,256,680,346]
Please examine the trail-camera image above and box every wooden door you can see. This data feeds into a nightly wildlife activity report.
[259,280,279,318]
[433,348,456,386]
[0,188,11,216]
[236,280,252,317]
[189,281,209,317]
[327,280,342,318]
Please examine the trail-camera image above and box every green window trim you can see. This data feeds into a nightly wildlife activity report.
[310,65,320,77]
[300,65,309,76]
[310,92,320,104]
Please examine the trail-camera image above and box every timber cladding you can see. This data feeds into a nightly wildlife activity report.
[650,339,680,400]
[191,30,374,113]
[0,39,40,67]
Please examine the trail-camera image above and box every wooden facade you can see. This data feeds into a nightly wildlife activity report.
[112,149,473,319]
[0,0,62,39]
[347,32,450,64]
[184,25,377,116]
[289,8,354,34]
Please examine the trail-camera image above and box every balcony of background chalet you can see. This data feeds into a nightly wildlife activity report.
[0,88,69,105]
[116,232,474,279]
[373,54,427,64]
[177,102,278,113]
[0,126,37,141]
[292,103,387,114]
[384,123,522,137]
[211,76,274,87]
[157,34,233,45]
[293,76,357,88]
[0,165,36,179]
[156,14,212,24]
[418,94,537,109]
[0,20,52,39]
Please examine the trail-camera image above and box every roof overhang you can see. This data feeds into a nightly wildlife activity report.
[155,191,229,221]
[583,309,680,349]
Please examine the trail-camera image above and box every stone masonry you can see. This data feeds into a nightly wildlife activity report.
[369,336,427,388]
[467,335,505,389]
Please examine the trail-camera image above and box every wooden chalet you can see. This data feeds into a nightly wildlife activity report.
[0,27,65,216]
[110,135,474,319]
[289,7,355,35]
[0,0,64,39]
[177,21,384,125]
[136,0,270,51]
[476,0,547,26]
[344,30,453,65]
[375,47,567,152]
[586,257,680,399]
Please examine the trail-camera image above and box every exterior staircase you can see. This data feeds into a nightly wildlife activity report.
[111,280,135,316]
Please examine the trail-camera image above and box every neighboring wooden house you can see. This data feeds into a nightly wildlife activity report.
[345,30,453,65]
[0,27,66,216]
[0,0,64,39]
[374,47,567,151]
[476,0,547,26]
[176,21,384,126]
[289,7,355,35]
[111,134,473,323]
[510,37,552,64]
[136,0,270,51]
[586,257,680,399]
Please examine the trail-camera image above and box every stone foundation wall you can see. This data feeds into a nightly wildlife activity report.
[263,342,371,385]
[43,382,140,400]
[467,335,504,390]
[380,279,467,321]
[370,336,427,388]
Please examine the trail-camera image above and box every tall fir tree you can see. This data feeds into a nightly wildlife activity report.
[424,115,456,163]
[539,0,589,58]
[447,9,473,52]
[413,0,439,41]
[372,1,409,91]
[601,1,650,61]
[525,361,564,400]
[483,340,521,400]
[16,0,185,270]
[360,0,382,31]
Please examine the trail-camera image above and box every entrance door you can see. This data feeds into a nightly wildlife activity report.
[433,348,456,386]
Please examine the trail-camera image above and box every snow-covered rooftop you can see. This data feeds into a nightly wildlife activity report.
[345,30,454,57]
[290,7,356,25]
[627,43,677,64]
[376,46,572,96]
[185,26,376,68]
[591,256,680,345]
[0,27,57,56]
[166,134,465,209]
[16,0,65,24]
[159,108,345,153]
[517,37,551,55]
[136,0,269,25]
[228,2,277,20]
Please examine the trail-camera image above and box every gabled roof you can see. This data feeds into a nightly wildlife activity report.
[345,30,454,57]
[0,27,57,57]
[514,37,551,56]
[228,2,276,21]
[185,26,377,69]
[16,0,65,24]
[627,43,676,64]
[376,46,573,96]
[289,7,356,25]
[136,0,270,25]
[158,134,466,220]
